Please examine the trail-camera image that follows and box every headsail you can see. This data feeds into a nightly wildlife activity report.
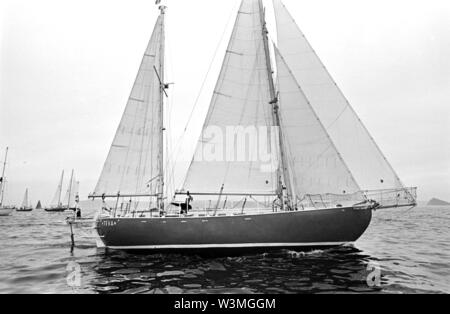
[94,13,165,198]
[275,47,362,201]
[183,0,279,197]
[273,0,417,207]
[273,0,404,192]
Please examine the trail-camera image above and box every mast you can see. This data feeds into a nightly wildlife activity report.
[67,169,74,209]
[57,170,64,207]
[258,0,292,209]
[0,147,9,206]
[157,5,167,211]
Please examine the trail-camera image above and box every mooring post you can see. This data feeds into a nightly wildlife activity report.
[69,222,75,246]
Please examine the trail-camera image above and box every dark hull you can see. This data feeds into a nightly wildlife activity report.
[96,207,372,253]
[45,207,68,212]
[16,208,33,212]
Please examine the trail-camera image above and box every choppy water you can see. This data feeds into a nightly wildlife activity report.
[0,205,448,294]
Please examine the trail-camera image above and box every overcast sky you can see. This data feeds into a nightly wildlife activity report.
[1,0,449,205]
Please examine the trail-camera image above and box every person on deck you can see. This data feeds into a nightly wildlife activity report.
[181,192,193,215]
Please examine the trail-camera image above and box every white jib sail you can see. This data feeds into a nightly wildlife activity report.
[183,0,280,198]
[22,189,29,208]
[273,0,405,192]
[275,47,362,201]
[94,14,164,197]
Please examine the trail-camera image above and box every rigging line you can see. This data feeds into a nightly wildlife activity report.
[138,30,162,195]
[179,0,238,133]
[326,105,349,130]
[137,52,158,195]
[166,0,240,187]
[166,88,176,197]
[162,7,175,199]
[277,106,299,194]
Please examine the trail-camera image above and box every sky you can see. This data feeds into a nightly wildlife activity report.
[1,0,449,205]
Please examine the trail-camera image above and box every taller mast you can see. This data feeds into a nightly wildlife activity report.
[0,147,9,206]
[157,5,167,211]
[258,0,292,208]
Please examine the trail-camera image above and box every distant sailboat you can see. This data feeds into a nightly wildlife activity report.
[0,147,15,216]
[45,170,78,212]
[63,176,80,211]
[91,1,416,252]
[36,200,42,210]
[45,170,65,212]
[16,188,33,212]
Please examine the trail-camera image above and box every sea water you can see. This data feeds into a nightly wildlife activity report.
[0,205,448,294]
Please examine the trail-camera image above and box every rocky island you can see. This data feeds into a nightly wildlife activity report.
[427,198,450,206]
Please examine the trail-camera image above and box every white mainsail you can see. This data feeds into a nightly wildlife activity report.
[94,12,165,198]
[275,47,362,201]
[273,0,405,193]
[183,0,279,197]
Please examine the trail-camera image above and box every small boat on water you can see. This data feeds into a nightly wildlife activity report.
[36,200,42,210]
[45,169,79,212]
[0,207,14,216]
[0,147,15,217]
[90,0,416,253]
[16,188,33,212]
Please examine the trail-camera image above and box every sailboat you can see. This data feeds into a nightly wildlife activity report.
[45,170,78,212]
[91,0,416,252]
[45,170,65,212]
[36,200,42,210]
[16,188,33,212]
[63,175,80,211]
[0,147,15,216]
